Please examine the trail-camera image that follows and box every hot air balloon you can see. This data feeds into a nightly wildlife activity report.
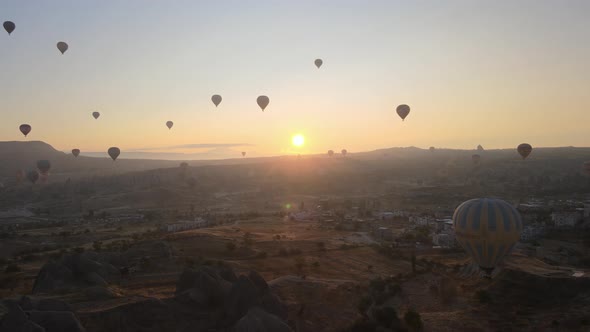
[477,145,484,152]
[72,149,80,157]
[472,154,481,165]
[453,198,522,276]
[314,59,323,68]
[57,41,68,54]
[92,112,100,119]
[517,143,532,159]
[27,170,39,184]
[3,21,15,35]
[396,104,410,121]
[166,121,173,130]
[108,147,120,161]
[37,160,51,175]
[212,95,222,107]
[328,150,334,157]
[242,152,246,157]
[257,96,270,111]
[19,124,31,137]
[341,149,347,156]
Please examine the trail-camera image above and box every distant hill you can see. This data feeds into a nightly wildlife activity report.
[1,140,590,184]
[0,141,181,181]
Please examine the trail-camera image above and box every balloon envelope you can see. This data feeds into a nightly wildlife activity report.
[19,124,31,137]
[314,59,323,68]
[57,41,68,54]
[72,149,80,157]
[396,104,410,121]
[212,95,222,107]
[517,143,533,159]
[108,147,120,161]
[37,160,51,175]
[3,21,15,35]
[92,112,100,119]
[242,152,246,157]
[477,145,484,151]
[453,198,522,275]
[27,170,39,184]
[166,121,173,129]
[257,96,270,111]
[341,149,347,156]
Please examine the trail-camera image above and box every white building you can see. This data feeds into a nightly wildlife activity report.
[409,215,435,227]
[375,227,393,241]
[432,233,455,248]
[551,211,582,228]
[520,224,545,241]
[163,218,209,233]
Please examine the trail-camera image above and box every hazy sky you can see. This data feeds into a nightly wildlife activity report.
[1,1,589,159]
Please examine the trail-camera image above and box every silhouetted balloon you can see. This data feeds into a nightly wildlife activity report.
[341,149,347,156]
[92,112,100,119]
[212,95,222,107]
[37,160,51,175]
[517,143,532,159]
[477,145,484,152]
[72,149,80,157]
[242,152,246,157]
[19,124,31,137]
[3,21,15,35]
[328,150,334,157]
[257,96,269,111]
[314,59,323,68]
[472,154,481,165]
[166,121,173,130]
[453,198,522,276]
[429,146,435,152]
[396,104,410,121]
[108,147,120,161]
[57,42,68,54]
[27,170,39,184]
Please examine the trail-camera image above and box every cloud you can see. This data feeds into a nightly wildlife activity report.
[132,143,254,151]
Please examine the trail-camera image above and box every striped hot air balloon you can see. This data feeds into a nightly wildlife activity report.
[453,198,522,276]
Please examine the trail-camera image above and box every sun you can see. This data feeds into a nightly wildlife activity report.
[292,134,305,147]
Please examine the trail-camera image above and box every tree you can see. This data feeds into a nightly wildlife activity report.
[404,309,423,331]
[4,263,21,273]
[294,256,306,272]
[226,242,236,252]
[92,241,103,251]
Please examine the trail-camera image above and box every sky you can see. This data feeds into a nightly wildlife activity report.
[1,0,589,159]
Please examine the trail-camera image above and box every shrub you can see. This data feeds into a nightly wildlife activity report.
[404,309,423,330]
[226,242,236,252]
[4,263,21,273]
[357,295,372,315]
[373,306,399,328]
[347,317,377,332]
[475,289,492,304]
